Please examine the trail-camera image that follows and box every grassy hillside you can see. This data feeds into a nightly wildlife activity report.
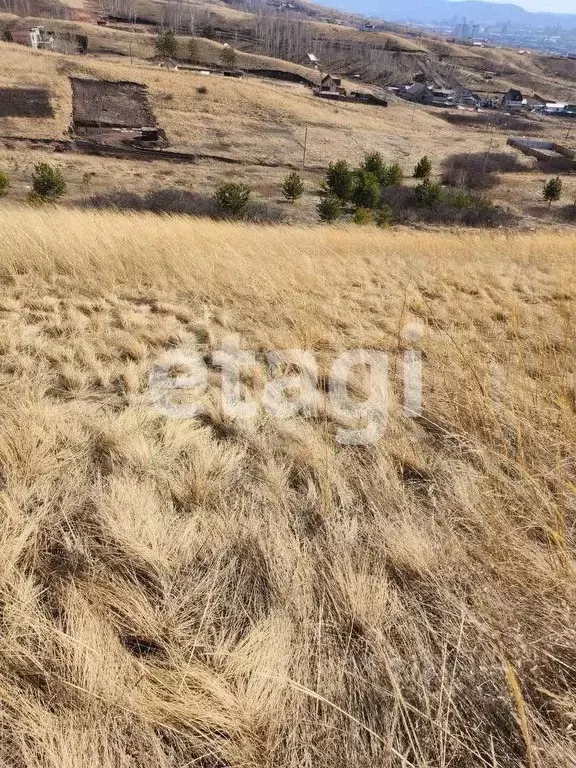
[1,39,575,225]
[0,206,574,767]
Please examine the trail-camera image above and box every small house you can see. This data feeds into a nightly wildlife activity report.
[320,75,345,96]
[404,83,433,104]
[501,89,525,110]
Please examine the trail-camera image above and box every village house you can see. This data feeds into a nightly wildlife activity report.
[319,75,346,97]
[7,26,55,50]
[501,88,526,110]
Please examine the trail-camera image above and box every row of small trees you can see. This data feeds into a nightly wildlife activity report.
[0,161,568,220]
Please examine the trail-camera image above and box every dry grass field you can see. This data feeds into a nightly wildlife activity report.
[0,205,574,767]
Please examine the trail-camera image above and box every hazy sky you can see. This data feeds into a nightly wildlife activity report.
[448,0,574,12]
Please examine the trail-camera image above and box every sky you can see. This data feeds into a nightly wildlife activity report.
[448,0,574,12]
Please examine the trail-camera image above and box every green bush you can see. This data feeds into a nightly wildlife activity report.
[361,152,387,180]
[352,171,381,210]
[447,188,473,209]
[414,155,432,180]
[360,154,403,187]
[543,177,563,207]
[282,172,305,203]
[317,195,342,223]
[0,171,10,196]
[375,205,395,228]
[30,163,66,202]
[415,180,444,207]
[353,207,373,225]
[155,30,177,58]
[325,160,354,201]
[381,161,403,187]
[215,182,251,216]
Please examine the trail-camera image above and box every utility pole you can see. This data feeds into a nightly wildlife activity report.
[302,126,308,171]
[483,134,494,172]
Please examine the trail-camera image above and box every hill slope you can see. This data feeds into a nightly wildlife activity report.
[0,206,575,768]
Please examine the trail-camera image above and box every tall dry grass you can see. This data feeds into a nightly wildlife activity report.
[0,206,575,767]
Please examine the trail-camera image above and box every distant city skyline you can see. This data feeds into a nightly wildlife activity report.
[447,0,574,14]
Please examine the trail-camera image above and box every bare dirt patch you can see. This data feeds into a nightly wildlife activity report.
[0,87,53,118]
[70,78,157,131]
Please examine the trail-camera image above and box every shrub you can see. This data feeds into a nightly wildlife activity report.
[325,160,354,201]
[375,205,394,228]
[352,171,381,210]
[414,155,432,180]
[441,152,525,190]
[353,207,373,225]
[220,46,238,69]
[0,170,10,196]
[155,30,177,59]
[317,195,342,223]
[30,163,66,202]
[197,85,208,95]
[361,152,387,180]
[382,161,403,187]
[215,182,251,217]
[415,180,444,207]
[543,177,563,207]
[282,172,305,203]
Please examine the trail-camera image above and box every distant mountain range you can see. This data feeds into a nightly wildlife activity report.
[330,0,576,30]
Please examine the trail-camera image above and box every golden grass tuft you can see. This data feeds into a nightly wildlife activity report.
[0,206,575,767]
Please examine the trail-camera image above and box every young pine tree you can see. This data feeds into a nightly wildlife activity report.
[361,151,387,182]
[155,30,177,59]
[30,163,66,203]
[282,172,305,203]
[215,183,251,217]
[220,46,238,69]
[324,160,354,202]
[543,177,562,208]
[187,37,200,61]
[352,171,381,210]
[414,155,432,180]
[317,195,342,223]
